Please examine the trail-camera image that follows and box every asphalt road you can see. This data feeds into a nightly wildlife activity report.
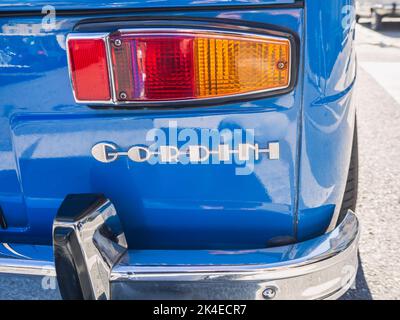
[0,22,400,300]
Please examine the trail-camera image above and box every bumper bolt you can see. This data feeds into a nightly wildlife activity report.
[262,287,277,300]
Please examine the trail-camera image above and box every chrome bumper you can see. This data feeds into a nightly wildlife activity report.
[0,195,360,300]
[110,212,359,300]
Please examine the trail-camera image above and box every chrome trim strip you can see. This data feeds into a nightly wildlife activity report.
[0,258,55,277]
[117,28,291,43]
[0,243,55,276]
[105,34,117,103]
[66,33,114,104]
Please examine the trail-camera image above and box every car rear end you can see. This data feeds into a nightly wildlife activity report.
[0,0,359,299]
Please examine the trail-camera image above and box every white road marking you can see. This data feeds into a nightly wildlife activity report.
[359,62,400,104]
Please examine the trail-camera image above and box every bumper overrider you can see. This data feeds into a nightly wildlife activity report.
[0,194,360,300]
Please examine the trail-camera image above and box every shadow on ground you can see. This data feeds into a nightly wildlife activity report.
[340,253,373,300]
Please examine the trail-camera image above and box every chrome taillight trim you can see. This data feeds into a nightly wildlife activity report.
[66,28,294,107]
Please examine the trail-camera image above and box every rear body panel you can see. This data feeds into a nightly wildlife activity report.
[0,0,356,250]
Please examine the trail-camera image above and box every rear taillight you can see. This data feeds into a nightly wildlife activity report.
[67,29,293,106]
[111,35,196,101]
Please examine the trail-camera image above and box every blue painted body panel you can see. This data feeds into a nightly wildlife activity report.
[0,0,356,250]
[0,0,297,12]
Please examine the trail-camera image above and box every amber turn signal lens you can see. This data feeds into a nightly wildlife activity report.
[194,35,290,98]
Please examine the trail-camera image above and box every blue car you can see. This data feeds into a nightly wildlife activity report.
[0,0,359,300]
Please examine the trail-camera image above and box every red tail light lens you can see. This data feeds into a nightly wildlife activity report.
[67,38,110,101]
[138,37,195,100]
[67,29,293,105]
